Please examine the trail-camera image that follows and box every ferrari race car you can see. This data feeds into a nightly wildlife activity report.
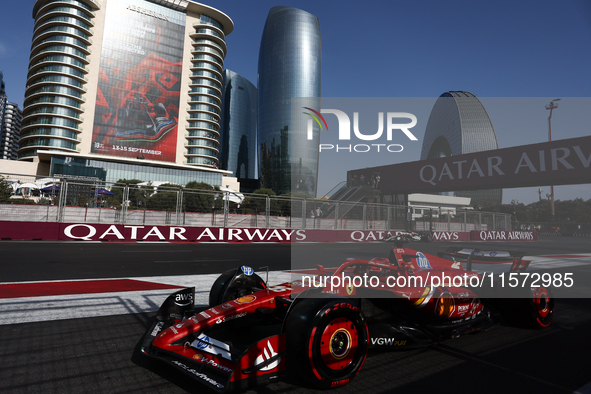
[139,246,554,392]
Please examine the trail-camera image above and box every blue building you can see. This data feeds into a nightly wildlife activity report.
[257,6,322,196]
[421,91,502,206]
[220,69,257,181]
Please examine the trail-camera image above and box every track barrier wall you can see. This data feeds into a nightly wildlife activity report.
[0,221,544,243]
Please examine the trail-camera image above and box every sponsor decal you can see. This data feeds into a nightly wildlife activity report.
[234,295,256,304]
[195,335,209,350]
[170,360,224,389]
[221,303,233,310]
[475,231,535,241]
[451,262,461,269]
[432,231,461,241]
[62,224,303,242]
[346,283,354,296]
[191,334,232,360]
[371,338,407,346]
[254,340,281,371]
[150,321,164,337]
[193,354,234,373]
[215,312,247,325]
[331,379,350,387]
[416,252,432,269]
[268,284,292,293]
[199,311,211,319]
[174,292,193,307]
[241,266,254,276]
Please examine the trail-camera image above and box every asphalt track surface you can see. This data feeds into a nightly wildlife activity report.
[1,238,591,393]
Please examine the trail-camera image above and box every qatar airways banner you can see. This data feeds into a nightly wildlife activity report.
[61,224,297,242]
[470,230,538,241]
[349,135,591,194]
[0,222,536,243]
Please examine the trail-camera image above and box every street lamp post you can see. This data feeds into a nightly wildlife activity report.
[545,98,560,221]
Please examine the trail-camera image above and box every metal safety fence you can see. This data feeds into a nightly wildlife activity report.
[0,172,511,231]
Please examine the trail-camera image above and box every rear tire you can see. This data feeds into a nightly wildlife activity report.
[500,286,554,328]
[529,286,554,327]
[286,297,368,388]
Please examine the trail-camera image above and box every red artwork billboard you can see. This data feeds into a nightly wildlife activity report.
[91,1,185,162]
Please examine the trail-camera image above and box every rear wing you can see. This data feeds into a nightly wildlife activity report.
[437,248,530,272]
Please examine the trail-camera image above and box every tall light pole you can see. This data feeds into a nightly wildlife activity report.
[545,98,560,221]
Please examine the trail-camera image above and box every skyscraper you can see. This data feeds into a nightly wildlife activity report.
[421,91,502,206]
[16,0,233,186]
[1,102,23,161]
[219,69,257,181]
[257,6,322,196]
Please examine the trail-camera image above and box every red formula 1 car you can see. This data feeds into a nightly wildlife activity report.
[139,246,554,392]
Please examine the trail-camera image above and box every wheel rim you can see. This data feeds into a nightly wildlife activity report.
[533,288,550,318]
[319,317,358,370]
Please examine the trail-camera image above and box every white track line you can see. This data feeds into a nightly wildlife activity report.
[0,272,296,325]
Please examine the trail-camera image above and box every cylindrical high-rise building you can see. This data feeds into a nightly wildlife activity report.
[257,6,321,196]
[17,0,233,187]
[1,102,23,161]
[421,91,502,206]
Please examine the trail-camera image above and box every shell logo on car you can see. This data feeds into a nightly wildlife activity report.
[235,295,256,304]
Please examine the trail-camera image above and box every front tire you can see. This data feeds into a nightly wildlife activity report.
[209,268,266,307]
[286,297,368,388]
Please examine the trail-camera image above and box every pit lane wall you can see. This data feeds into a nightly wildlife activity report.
[0,221,542,242]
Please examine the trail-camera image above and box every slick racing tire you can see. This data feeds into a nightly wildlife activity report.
[528,286,555,328]
[209,268,266,307]
[500,286,554,328]
[286,297,368,389]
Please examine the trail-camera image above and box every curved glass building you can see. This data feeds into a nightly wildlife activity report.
[421,91,502,206]
[220,69,257,180]
[258,6,322,196]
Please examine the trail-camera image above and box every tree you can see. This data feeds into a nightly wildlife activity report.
[183,181,220,213]
[242,188,276,215]
[0,176,12,203]
[147,183,182,211]
[110,179,154,209]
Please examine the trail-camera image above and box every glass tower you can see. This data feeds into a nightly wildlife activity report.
[421,91,502,206]
[1,102,23,160]
[220,69,257,180]
[257,6,322,196]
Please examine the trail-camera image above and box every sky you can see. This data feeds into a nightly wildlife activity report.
[0,0,590,205]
